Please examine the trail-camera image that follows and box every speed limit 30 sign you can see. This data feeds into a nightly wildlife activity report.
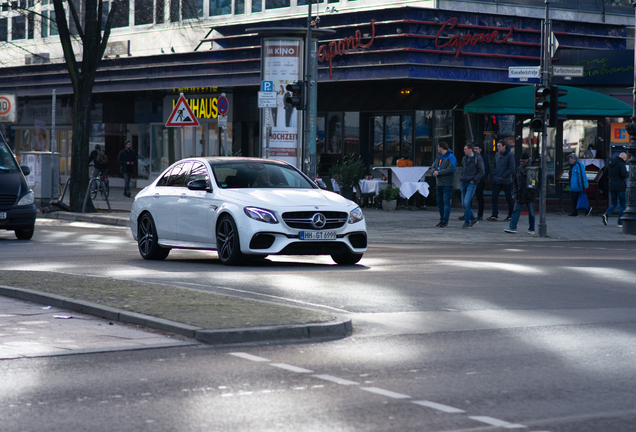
[0,94,16,123]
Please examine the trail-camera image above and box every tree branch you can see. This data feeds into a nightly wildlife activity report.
[66,0,85,40]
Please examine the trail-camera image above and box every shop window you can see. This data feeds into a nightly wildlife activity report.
[434,110,453,151]
[415,111,433,166]
[343,112,359,155]
[326,112,342,154]
[401,115,413,160]
[135,0,153,25]
[265,0,290,10]
[371,115,384,167]
[316,115,325,155]
[210,0,231,16]
[562,119,598,162]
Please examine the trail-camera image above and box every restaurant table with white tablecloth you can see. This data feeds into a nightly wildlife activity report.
[359,179,388,195]
[373,166,431,187]
[399,181,430,199]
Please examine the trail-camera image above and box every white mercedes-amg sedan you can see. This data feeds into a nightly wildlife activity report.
[130,157,367,265]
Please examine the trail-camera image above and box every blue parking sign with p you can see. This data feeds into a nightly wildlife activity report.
[262,81,274,92]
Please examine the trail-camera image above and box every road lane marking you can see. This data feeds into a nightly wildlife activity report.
[469,415,526,429]
[412,400,465,413]
[270,363,313,373]
[361,387,411,399]
[229,352,270,362]
[313,374,359,386]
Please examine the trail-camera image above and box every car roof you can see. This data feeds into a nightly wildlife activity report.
[201,157,292,167]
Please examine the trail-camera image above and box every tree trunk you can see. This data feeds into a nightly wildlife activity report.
[69,80,95,212]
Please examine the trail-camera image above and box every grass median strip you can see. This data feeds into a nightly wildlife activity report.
[1,271,335,329]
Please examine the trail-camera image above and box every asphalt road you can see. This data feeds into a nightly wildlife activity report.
[1,219,636,431]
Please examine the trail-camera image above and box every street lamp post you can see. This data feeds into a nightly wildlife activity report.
[622,3,636,235]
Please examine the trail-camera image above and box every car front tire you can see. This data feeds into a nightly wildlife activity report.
[331,253,363,265]
[15,225,34,240]
[216,215,243,266]
[138,213,170,260]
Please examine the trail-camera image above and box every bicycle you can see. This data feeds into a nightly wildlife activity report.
[89,170,110,201]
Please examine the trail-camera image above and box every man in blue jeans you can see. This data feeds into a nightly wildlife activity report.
[487,141,515,222]
[504,153,537,235]
[460,143,485,228]
[602,152,628,228]
[432,141,456,228]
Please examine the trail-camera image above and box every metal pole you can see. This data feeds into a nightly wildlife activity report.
[622,2,636,234]
[304,0,313,178]
[538,0,550,238]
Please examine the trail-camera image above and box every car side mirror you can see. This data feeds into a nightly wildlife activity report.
[20,166,30,176]
[187,179,211,192]
[315,179,327,190]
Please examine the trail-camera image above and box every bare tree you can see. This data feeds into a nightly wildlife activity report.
[52,0,118,211]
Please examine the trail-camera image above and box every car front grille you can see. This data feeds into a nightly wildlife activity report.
[282,211,348,230]
[0,194,17,209]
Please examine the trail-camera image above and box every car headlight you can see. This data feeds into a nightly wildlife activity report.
[348,207,364,224]
[244,207,279,224]
[17,191,35,206]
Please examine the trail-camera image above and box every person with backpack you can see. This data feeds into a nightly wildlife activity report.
[88,144,108,179]
[504,153,537,235]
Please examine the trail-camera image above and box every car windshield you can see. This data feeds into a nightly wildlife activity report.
[0,140,20,173]
[212,161,316,189]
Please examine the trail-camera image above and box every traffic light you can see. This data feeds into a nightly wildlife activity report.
[548,85,568,127]
[532,84,550,131]
[285,81,305,110]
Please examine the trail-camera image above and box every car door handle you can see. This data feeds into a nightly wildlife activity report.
[180,193,187,198]
[154,193,160,199]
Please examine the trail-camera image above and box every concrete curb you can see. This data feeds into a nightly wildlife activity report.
[0,285,352,345]
[40,211,130,227]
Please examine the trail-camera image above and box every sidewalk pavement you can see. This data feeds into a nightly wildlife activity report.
[3,186,632,347]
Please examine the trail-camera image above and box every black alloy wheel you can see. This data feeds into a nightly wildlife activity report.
[216,215,243,266]
[331,253,363,265]
[138,213,170,260]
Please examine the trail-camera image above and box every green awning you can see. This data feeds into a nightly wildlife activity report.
[464,85,632,117]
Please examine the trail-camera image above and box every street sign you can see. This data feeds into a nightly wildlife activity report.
[0,94,16,123]
[218,95,228,116]
[166,94,200,127]
[258,91,277,108]
[218,115,227,128]
[553,66,584,77]
[551,33,560,57]
[261,81,274,92]
[508,66,540,79]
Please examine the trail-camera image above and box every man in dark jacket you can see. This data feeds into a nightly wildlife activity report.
[474,143,489,221]
[504,153,537,235]
[88,144,108,179]
[602,152,628,228]
[432,141,456,228]
[460,143,485,228]
[117,140,137,197]
[487,141,515,222]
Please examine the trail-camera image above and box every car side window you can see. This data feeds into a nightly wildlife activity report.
[189,162,211,189]
[167,162,192,187]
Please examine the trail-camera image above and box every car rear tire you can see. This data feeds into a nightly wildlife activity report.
[216,215,243,266]
[138,213,170,260]
[331,253,363,265]
[15,225,34,240]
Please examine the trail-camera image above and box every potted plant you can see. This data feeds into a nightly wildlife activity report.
[377,185,400,211]
[329,154,365,201]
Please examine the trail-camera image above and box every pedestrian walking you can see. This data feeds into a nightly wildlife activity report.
[474,143,489,221]
[460,143,485,228]
[567,152,589,217]
[504,153,536,235]
[602,152,628,228]
[432,141,456,228]
[118,140,137,198]
[487,140,515,222]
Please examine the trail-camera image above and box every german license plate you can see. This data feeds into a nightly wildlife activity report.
[0,212,6,219]
[299,230,336,240]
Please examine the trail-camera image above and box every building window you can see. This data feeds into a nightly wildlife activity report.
[0,18,7,42]
[210,0,231,16]
[265,0,290,10]
[112,0,129,28]
[135,0,154,25]
[11,15,25,40]
[252,0,262,12]
[235,0,245,14]
[183,0,203,19]
[156,0,164,23]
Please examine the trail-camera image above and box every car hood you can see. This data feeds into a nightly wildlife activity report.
[217,188,356,209]
[0,171,26,196]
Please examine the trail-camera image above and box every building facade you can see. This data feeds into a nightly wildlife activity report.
[0,0,633,201]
